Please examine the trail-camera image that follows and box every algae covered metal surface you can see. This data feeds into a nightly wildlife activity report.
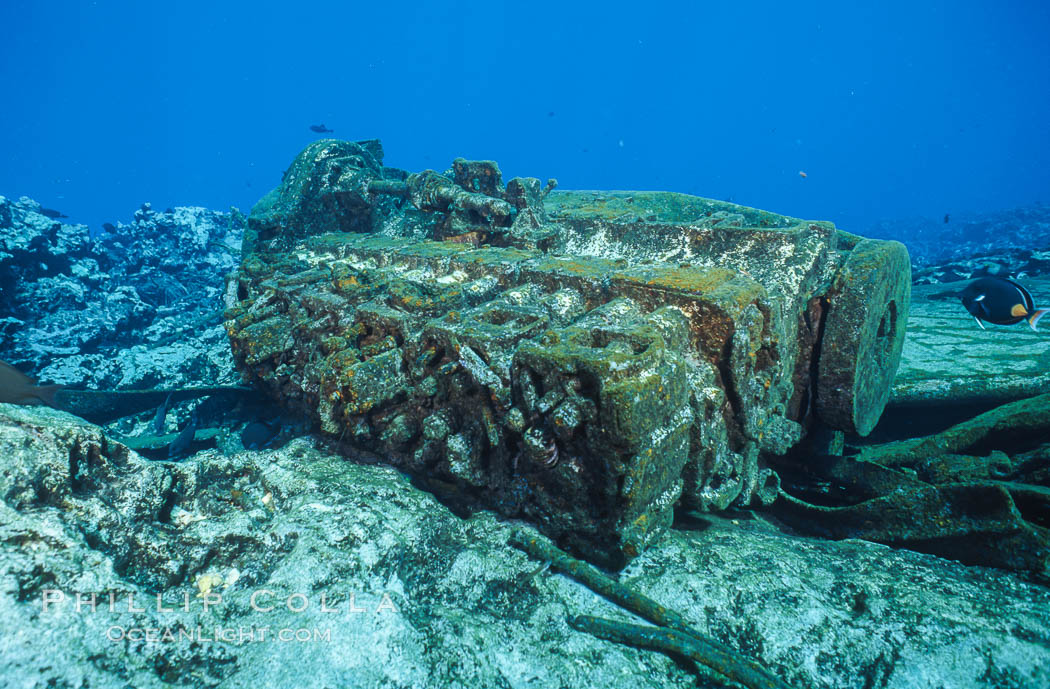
[225,138,911,565]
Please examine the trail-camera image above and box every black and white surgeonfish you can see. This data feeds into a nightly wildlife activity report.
[959,277,1048,331]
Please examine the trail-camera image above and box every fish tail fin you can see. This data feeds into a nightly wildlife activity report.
[1028,309,1049,331]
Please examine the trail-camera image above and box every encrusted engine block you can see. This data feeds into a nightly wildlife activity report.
[225,139,910,566]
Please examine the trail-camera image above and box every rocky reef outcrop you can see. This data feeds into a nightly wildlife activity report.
[0,195,244,390]
[2,403,1047,689]
[866,203,1050,284]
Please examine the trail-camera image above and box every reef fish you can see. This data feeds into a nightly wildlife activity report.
[0,361,61,406]
[309,124,334,133]
[959,277,1048,330]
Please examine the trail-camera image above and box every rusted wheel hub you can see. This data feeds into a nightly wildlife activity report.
[817,239,912,436]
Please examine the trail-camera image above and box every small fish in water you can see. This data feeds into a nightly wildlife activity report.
[798,170,807,178]
[309,124,334,133]
[0,361,62,406]
[40,207,68,219]
[168,409,199,459]
[151,392,173,435]
[943,213,950,224]
[958,277,1048,331]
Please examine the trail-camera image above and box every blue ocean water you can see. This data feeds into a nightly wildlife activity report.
[5,4,1050,688]
[1,0,1047,234]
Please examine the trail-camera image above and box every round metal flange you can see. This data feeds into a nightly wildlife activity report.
[817,239,911,436]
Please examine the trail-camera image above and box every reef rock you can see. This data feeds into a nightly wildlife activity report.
[0,195,94,265]
[1,403,1047,689]
[866,203,1050,274]
[39,323,239,391]
[911,248,1050,285]
[0,196,245,389]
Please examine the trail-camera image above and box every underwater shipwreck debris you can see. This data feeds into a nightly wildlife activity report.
[226,138,911,566]
[0,363,249,431]
[509,531,796,689]
[570,617,794,689]
[0,381,251,460]
[859,391,1050,466]
[774,393,1050,580]
[51,386,251,425]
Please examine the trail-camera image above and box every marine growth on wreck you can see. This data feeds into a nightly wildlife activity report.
[224,138,911,566]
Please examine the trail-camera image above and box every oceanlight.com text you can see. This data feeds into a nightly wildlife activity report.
[106,625,333,644]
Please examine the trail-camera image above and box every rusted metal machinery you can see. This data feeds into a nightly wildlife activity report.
[225,139,910,566]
